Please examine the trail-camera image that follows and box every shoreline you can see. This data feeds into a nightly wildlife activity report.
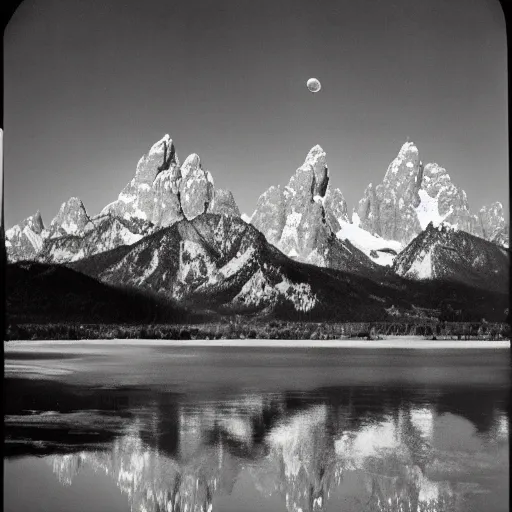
[5,337,510,350]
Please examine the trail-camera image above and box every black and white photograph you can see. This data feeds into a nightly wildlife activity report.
[3,0,510,511]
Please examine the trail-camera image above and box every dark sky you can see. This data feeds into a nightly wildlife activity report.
[4,0,508,227]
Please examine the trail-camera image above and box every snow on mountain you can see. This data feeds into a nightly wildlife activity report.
[250,145,377,274]
[47,197,93,239]
[355,142,508,250]
[5,134,507,289]
[419,162,473,232]
[101,136,232,228]
[473,201,509,248]
[355,142,423,246]
[5,211,45,261]
[404,248,433,279]
[393,221,509,293]
[72,214,319,314]
[414,189,451,230]
[336,215,403,267]
[100,134,179,224]
[38,214,148,264]
[95,135,240,233]
[6,134,242,264]
[69,213,396,320]
[252,144,330,260]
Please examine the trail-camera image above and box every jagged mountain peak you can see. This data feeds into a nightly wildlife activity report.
[422,162,452,185]
[475,200,509,247]
[148,133,179,169]
[479,201,505,218]
[71,213,319,314]
[5,211,46,261]
[211,189,241,217]
[355,141,422,244]
[354,140,489,247]
[135,134,179,183]
[181,153,202,173]
[28,211,45,232]
[304,144,326,165]
[251,146,379,273]
[393,220,509,293]
[148,133,171,154]
[383,141,421,184]
[298,144,329,198]
[7,132,244,263]
[99,135,224,228]
[65,196,85,207]
[48,196,91,239]
[418,161,474,235]
[178,153,215,220]
[38,213,149,264]
[398,141,419,157]
[4,212,44,236]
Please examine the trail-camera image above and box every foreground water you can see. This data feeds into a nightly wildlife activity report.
[4,341,510,512]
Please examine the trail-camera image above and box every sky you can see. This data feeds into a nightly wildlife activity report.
[3,0,508,228]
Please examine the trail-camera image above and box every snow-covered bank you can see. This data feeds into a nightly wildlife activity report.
[5,337,510,351]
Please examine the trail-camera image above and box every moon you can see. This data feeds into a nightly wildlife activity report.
[307,78,321,93]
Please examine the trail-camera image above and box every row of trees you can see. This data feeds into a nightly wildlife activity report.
[6,319,510,341]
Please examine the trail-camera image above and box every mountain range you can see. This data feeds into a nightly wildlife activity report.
[5,134,509,323]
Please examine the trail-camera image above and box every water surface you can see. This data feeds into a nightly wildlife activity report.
[4,342,510,512]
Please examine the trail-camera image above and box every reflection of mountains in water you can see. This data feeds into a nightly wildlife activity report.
[19,385,504,512]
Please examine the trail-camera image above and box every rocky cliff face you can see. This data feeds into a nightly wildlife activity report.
[250,185,286,246]
[472,202,509,248]
[355,142,423,244]
[323,186,350,233]
[5,134,507,286]
[101,134,181,224]
[5,211,45,261]
[6,134,240,263]
[100,135,219,227]
[250,145,372,272]
[417,162,474,233]
[355,142,509,248]
[47,197,93,239]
